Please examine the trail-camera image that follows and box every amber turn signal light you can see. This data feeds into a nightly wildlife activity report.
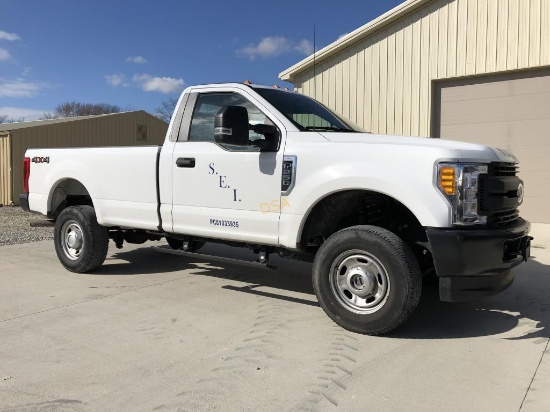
[439,166,456,196]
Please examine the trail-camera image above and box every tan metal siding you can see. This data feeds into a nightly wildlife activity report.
[6,112,167,205]
[379,36,388,134]
[342,50,350,119]
[518,0,530,67]
[456,0,468,75]
[387,32,396,134]
[402,20,413,135]
[476,0,488,74]
[410,13,422,135]
[356,48,365,127]
[486,0,499,72]
[294,0,550,137]
[465,0,477,74]
[371,36,381,132]
[529,0,541,66]
[348,50,359,119]
[542,0,550,65]
[507,0,520,69]
[363,42,373,132]
[394,20,405,135]
[0,134,11,205]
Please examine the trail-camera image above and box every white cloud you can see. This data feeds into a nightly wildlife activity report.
[132,73,184,93]
[294,39,314,56]
[0,31,20,41]
[126,56,147,64]
[237,36,292,60]
[0,107,47,121]
[105,73,126,87]
[0,78,50,98]
[0,47,10,61]
[237,36,314,60]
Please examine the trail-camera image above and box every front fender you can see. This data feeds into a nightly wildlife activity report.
[278,164,451,249]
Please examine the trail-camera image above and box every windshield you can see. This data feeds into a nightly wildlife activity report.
[252,87,361,132]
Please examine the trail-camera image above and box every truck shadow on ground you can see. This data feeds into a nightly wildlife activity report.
[394,256,550,341]
[95,242,550,340]
[89,243,197,275]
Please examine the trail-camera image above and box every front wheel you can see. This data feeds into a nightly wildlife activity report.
[54,205,109,273]
[312,225,422,335]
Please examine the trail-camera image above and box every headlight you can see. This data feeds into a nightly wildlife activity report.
[437,163,488,225]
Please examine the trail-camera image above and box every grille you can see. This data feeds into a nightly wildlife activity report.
[486,209,520,226]
[480,162,520,227]
[488,163,518,177]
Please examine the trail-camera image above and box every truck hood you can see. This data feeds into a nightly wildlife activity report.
[319,132,519,163]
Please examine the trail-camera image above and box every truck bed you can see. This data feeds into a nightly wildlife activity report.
[27,146,162,230]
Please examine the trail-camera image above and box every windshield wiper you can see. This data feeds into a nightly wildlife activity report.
[303,126,357,132]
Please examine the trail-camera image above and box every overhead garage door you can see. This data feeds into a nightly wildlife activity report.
[435,69,550,224]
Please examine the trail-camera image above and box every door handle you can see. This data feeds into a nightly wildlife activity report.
[176,157,195,168]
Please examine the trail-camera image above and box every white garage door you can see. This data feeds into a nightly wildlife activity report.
[435,69,550,224]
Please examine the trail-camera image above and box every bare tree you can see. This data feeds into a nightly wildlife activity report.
[57,101,121,117]
[154,97,178,123]
[44,101,122,118]
[0,114,25,124]
[40,112,57,120]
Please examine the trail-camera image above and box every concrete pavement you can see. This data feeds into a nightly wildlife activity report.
[0,239,549,412]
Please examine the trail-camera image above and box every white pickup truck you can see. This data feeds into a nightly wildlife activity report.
[21,83,532,335]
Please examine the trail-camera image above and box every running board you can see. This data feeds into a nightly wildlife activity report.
[30,220,55,227]
[152,246,277,270]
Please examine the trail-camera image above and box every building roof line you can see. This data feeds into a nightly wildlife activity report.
[0,110,164,132]
[278,0,433,83]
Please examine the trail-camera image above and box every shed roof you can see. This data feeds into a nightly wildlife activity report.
[279,0,432,83]
[0,110,164,133]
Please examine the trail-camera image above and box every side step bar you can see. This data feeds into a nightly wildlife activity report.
[152,246,277,270]
[30,220,55,227]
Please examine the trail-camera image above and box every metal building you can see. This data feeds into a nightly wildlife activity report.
[0,111,168,206]
[280,0,550,223]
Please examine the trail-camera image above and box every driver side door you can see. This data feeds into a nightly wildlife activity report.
[171,91,285,245]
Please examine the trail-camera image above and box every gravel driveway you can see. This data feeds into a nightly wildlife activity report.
[0,206,53,246]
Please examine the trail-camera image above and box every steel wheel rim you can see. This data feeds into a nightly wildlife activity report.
[61,220,84,260]
[329,250,391,314]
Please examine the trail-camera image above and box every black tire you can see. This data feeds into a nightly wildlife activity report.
[165,237,205,252]
[54,205,109,273]
[312,225,422,335]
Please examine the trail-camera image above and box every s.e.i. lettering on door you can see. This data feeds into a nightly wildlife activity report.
[209,162,241,202]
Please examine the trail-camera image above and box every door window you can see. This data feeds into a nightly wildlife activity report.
[188,93,273,149]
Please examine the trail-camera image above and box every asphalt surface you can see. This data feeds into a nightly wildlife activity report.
[0,239,549,412]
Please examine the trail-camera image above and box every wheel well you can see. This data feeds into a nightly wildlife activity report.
[299,190,427,253]
[48,179,93,219]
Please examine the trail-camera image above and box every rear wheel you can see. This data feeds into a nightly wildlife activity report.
[54,205,109,273]
[166,237,205,252]
[312,225,422,335]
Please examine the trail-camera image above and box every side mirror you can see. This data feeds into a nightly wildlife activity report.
[214,106,249,146]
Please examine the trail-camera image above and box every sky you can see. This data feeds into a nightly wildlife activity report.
[0,0,403,121]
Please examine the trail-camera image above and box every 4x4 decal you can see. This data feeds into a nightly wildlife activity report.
[31,156,50,164]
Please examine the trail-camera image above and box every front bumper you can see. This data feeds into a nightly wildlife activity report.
[426,218,531,302]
